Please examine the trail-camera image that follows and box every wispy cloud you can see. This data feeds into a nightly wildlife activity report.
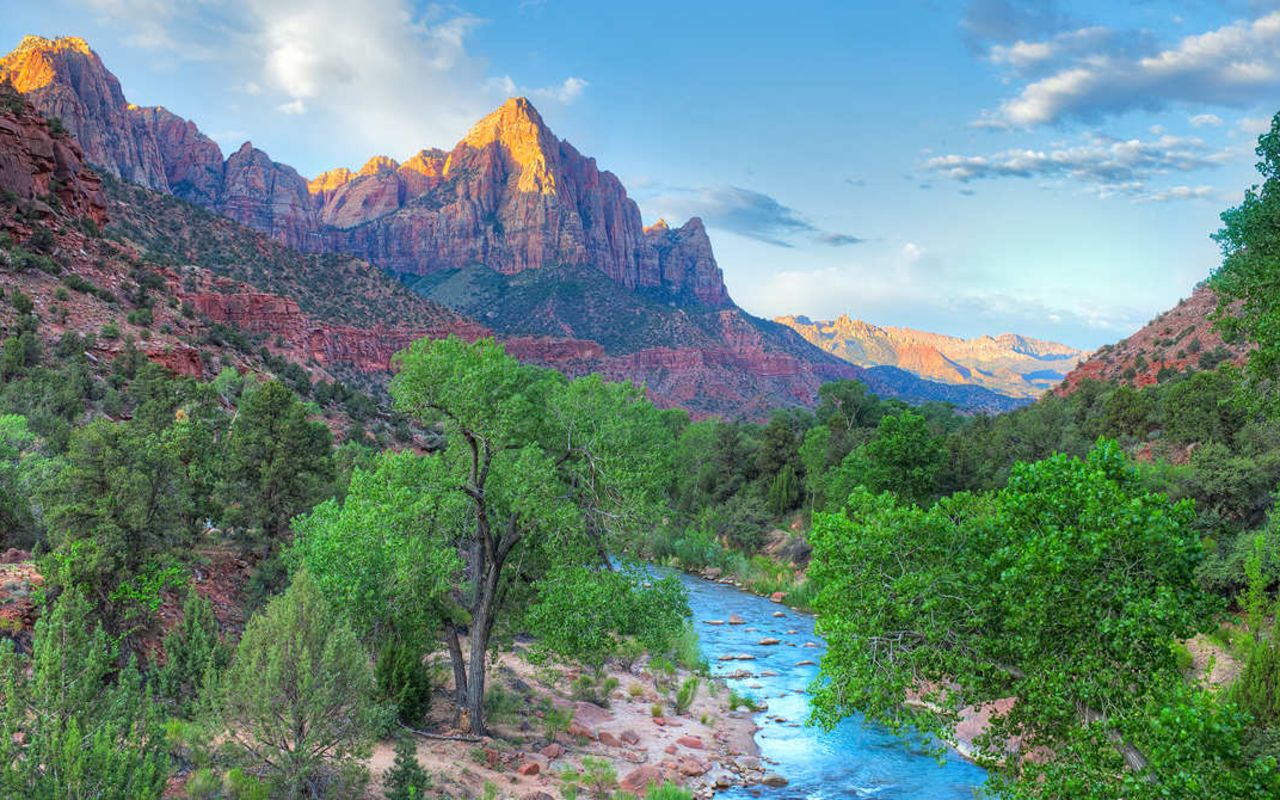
[978,11,1280,128]
[1190,113,1223,127]
[489,75,589,104]
[921,132,1232,199]
[645,185,863,248]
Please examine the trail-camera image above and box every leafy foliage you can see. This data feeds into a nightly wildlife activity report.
[808,440,1268,796]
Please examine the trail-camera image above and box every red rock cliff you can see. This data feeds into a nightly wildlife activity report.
[0,80,105,225]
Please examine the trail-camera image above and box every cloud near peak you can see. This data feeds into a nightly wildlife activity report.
[643,185,863,249]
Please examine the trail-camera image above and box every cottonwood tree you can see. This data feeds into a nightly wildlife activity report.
[809,440,1278,797]
[387,336,675,734]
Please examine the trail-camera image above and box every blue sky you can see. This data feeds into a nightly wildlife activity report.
[4,1,1279,348]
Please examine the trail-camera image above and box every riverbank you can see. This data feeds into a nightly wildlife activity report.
[367,640,764,799]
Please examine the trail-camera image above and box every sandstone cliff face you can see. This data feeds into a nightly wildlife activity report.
[4,35,1020,417]
[0,36,170,190]
[130,105,223,207]
[776,314,1086,399]
[2,38,732,308]
[0,83,105,225]
[186,283,487,373]
[219,142,320,251]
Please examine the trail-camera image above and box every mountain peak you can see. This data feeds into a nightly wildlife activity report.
[2,34,101,94]
[13,34,94,58]
[457,96,560,194]
[358,155,398,176]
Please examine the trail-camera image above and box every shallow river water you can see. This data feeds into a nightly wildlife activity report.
[675,570,987,799]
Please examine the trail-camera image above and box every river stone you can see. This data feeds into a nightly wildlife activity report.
[762,773,789,787]
[728,614,746,625]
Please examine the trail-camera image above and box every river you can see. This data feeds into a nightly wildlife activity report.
[676,570,988,799]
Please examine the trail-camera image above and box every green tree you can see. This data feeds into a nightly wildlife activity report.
[0,589,168,799]
[808,441,1250,797]
[766,463,801,516]
[223,380,334,542]
[153,589,230,718]
[383,736,430,800]
[389,336,676,734]
[215,572,378,798]
[1212,110,1280,384]
[0,414,41,549]
[40,419,187,627]
[798,424,831,509]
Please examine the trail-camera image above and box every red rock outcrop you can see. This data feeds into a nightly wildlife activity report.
[186,284,488,373]
[777,313,1086,399]
[1057,283,1248,394]
[2,39,731,308]
[0,81,105,224]
[131,105,224,206]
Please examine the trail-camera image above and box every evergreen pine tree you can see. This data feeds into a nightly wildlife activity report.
[384,735,431,800]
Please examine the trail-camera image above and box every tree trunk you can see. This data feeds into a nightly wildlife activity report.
[465,562,502,735]
[444,623,468,725]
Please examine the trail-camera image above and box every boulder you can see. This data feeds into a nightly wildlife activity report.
[516,762,540,777]
[676,735,704,749]
[619,765,665,794]
[539,743,564,760]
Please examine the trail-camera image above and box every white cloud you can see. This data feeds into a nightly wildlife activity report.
[737,249,1143,344]
[980,11,1280,128]
[922,132,1232,199]
[74,0,590,159]
[1190,113,1223,127]
[533,76,589,104]
[1137,184,1215,202]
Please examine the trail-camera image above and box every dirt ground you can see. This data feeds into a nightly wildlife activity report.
[366,643,762,799]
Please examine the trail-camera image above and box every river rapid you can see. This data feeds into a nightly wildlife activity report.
[676,570,987,799]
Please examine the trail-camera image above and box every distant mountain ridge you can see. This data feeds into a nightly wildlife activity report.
[776,314,1087,399]
[1,33,1021,416]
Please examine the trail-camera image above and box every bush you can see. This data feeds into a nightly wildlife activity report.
[674,677,700,715]
[540,701,573,743]
[185,768,221,799]
[375,640,433,726]
[645,784,694,800]
[155,589,230,717]
[216,572,378,797]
